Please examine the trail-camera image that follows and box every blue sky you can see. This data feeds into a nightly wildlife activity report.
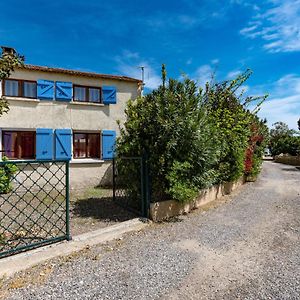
[1,0,300,129]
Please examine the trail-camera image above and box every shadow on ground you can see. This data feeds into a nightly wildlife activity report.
[281,167,300,172]
[72,196,137,222]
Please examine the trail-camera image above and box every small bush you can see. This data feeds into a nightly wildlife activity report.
[0,157,18,194]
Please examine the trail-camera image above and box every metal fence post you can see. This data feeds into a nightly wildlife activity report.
[142,151,150,218]
[112,158,116,202]
[140,156,145,218]
[65,160,71,241]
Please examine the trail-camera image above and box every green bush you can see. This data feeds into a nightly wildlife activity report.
[270,136,300,156]
[117,66,267,203]
[0,157,18,194]
[269,122,300,156]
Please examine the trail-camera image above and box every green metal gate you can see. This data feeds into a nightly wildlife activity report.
[0,160,70,258]
[112,156,150,218]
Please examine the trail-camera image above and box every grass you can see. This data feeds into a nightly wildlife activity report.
[70,187,112,203]
[71,187,112,203]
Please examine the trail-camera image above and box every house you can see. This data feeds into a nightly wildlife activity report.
[0,62,142,189]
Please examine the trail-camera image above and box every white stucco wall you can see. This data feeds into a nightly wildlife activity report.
[0,68,140,132]
[0,68,140,189]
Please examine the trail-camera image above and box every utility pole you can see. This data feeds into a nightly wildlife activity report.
[138,66,146,96]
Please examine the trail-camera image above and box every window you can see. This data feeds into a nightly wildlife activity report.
[4,80,19,96]
[73,85,101,103]
[3,79,37,98]
[2,131,36,159]
[23,81,37,98]
[73,133,100,159]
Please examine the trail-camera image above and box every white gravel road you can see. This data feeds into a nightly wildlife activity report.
[3,161,300,300]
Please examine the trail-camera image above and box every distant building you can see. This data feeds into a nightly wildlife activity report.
[0,63,141,188]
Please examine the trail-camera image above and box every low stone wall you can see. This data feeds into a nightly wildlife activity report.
[274,155,300,166]
[150,177,245,222]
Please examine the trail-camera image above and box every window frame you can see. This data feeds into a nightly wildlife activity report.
[1,130,36,160]
[73,84,102,104]
[72,132,101,159]
[2,79,37,99]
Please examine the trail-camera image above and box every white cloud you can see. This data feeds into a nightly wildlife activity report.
[249,74,300,130]
[191,64,216,86]
[186,58,193,65]
[226,70,241,79]
[240,0,300,52]
[211,58,219,65]
[114,50,161,90]
[257,95,300,130]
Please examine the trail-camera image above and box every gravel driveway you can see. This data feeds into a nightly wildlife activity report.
[2,161,300,299]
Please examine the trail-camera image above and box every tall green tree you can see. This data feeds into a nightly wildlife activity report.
[117,67,221,202]
[269,122,300,156]
[203,70,267,181]
[117,67,268,202]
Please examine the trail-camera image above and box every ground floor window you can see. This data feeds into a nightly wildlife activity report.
[73,133,100,159]
[2,131,36,159]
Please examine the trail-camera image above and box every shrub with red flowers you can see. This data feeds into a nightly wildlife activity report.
[244,120,268,178]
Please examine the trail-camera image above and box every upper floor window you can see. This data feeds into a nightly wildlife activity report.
[3,79,37,98]
[2,131,36,159]
[73,85,102,103]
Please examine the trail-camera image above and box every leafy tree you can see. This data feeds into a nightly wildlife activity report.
[0,48,24,193]
[117,66,221,202]
[117,66,268,202]
[244,117,269,177]
[269,122,300,156]
[298,118,300,131]
[0,48,24,115]
[203,70,267,181]
[270,121,295,139]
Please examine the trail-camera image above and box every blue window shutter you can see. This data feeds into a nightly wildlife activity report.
[37,80,54,100]
[102,86,117,104]
[55,81,72,101]
[55,129,72,160]
[102,130,116,160]
[36,128,54,160]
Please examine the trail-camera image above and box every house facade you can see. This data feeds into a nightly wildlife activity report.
[0,64,141,189]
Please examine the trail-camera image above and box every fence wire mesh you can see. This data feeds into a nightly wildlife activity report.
[113,157,150,217]
[0,160,69,258]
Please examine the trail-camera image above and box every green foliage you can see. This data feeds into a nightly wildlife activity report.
[269,122,300,156]
[0,49,24,116]
[166,161,198,203]
[0,49,23,194]
[0,157,18,194]
[203,70,268,182]
[117,66,268,203]
[245,119,269,178]
[270,135,300,156]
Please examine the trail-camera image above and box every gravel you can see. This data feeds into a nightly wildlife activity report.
[2,161,300,300]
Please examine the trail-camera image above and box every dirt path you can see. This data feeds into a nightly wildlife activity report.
[2,161,300,300]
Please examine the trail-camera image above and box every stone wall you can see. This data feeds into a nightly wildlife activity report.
[274,155,300,166]
[150,177,245,222]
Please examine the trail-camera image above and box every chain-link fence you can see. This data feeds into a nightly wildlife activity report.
[113,156,150,218]
[0,160,70,258]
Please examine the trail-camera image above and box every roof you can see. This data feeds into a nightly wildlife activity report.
[20,64,142,83]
